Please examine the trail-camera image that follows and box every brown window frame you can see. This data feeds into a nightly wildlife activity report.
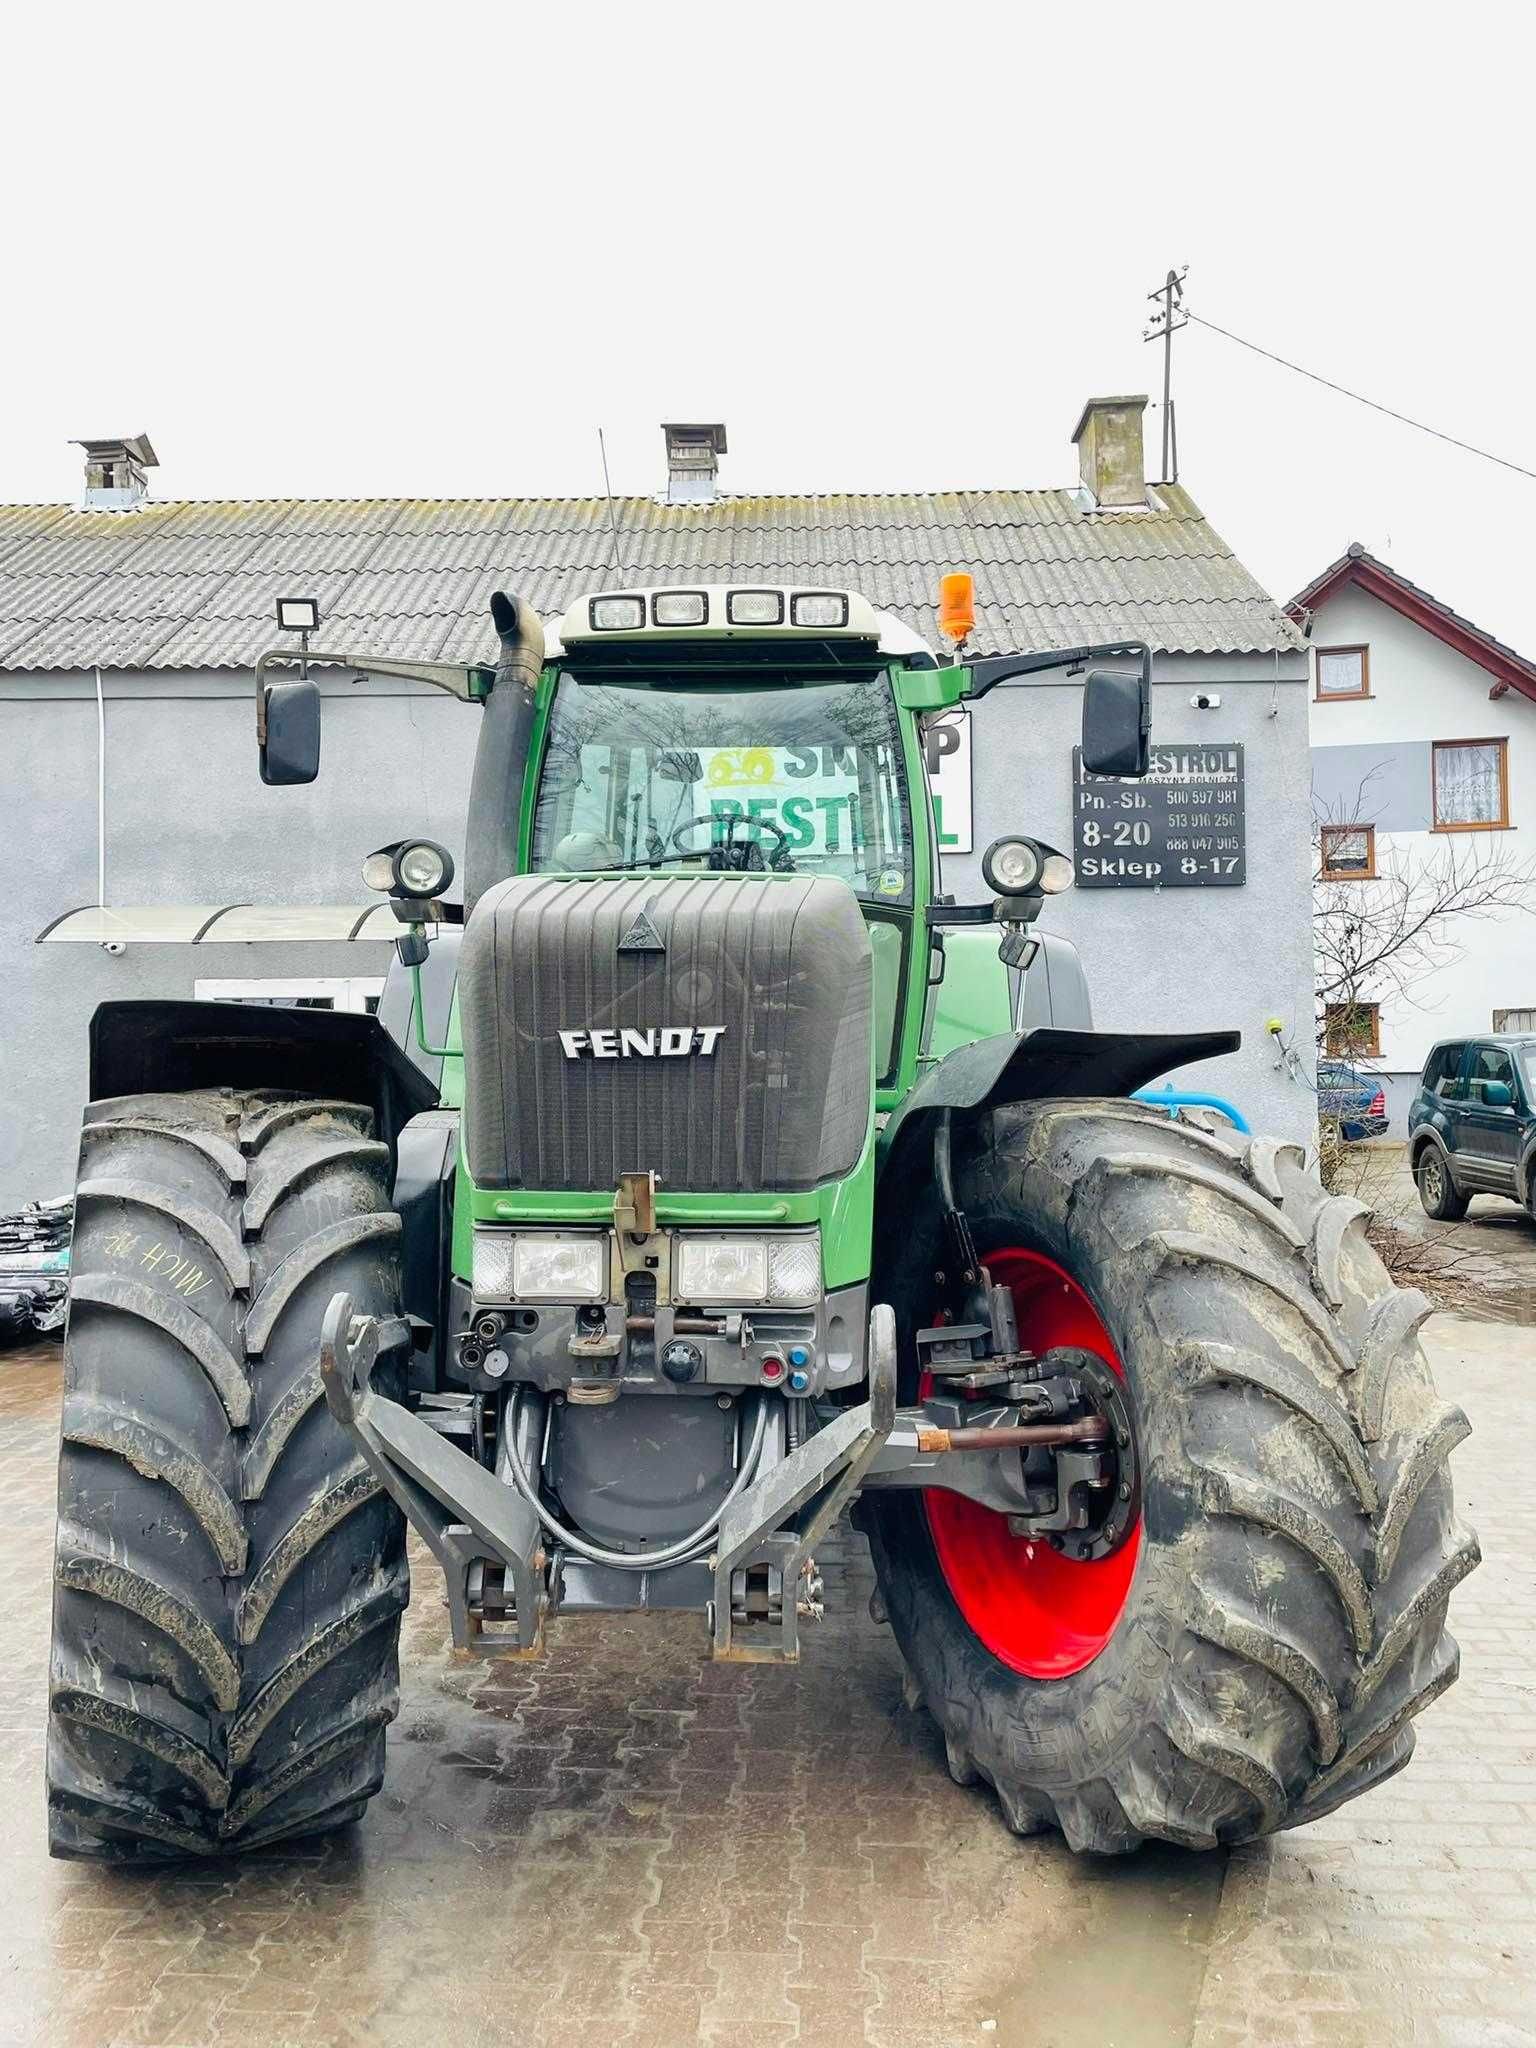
[1319,823,1377,878]
[1324,1001,1381,1058]
[1315,644,1371,702]
[1431,737,1510,832]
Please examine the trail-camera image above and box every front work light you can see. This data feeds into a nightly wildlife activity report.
[980,836,1074,898]
[726,590,785,626]
[790,592,849,629]
[674,1232,822,1306]
[982,837,1041,894]
[362,838,456,899]
[473,1231,607,1302]
[652,591,708,626]
[591,594,646,631]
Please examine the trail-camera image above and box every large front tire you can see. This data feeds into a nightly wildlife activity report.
[866,1099,1478,1853]
[47,1090,409,1860]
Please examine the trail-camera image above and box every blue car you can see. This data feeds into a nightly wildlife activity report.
[1317,1059,1389,1141]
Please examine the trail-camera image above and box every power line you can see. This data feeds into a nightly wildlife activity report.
[1183,305,1536,485]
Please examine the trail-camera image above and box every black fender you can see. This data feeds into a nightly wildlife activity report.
[876,1025,1240,1218]
[88,999,439,1155]
[1408,1123,1456,1185]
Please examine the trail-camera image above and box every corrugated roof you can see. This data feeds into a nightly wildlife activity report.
[0,484,1302,671]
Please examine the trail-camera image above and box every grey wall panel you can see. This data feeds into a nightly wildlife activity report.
[1311,740,1433,831]
[4,675,478,1199]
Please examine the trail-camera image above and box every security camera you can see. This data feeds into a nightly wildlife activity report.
[1189,692,1221,710]
[100,940,126,956]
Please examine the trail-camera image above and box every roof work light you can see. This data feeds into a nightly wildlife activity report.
[275,596,320,633]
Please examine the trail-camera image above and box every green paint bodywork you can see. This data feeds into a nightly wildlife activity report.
[443,653,1009,1292]
[926,928,1015,1061]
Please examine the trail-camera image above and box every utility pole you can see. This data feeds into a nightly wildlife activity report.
[1143,268,1188,484]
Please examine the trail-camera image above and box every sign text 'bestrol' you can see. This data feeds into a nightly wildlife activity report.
[1072,743,1246,888]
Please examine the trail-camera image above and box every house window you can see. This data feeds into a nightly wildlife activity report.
[1316,646,1370,700]
[1320,824,1376,878]
[1432,738,1508,829]
[1494,1009,1536,1033]
[1325,1002,1381,1057]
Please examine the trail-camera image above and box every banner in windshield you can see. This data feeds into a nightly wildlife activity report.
[531,673,914,902]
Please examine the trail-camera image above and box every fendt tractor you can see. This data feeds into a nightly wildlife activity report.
[46,576,1477,1860]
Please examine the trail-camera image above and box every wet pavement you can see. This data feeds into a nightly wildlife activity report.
[1,1316,1531,2048]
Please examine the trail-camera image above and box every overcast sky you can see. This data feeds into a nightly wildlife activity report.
[6,2,1534,650]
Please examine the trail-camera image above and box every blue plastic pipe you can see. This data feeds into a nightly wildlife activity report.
[1132,1087,1250,1134]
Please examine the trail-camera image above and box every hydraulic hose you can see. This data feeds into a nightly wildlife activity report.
[500,1389,770,1572]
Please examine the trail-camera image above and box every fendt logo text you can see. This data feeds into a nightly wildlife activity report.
[557,1026,725,1060]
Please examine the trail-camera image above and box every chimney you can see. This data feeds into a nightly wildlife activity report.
[661,422,727,505]
[74,434,158,510]
[1070,397,1148,509]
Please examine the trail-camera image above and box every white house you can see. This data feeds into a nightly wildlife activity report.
[1294,542,1536,1132]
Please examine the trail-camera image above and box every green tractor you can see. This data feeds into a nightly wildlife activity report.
[47,580,1476,1859]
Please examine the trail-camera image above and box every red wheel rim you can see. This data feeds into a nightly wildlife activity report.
[924,1247,1141,1679]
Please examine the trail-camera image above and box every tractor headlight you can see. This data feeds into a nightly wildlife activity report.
[473,1231,607,1303]
[362,838,455,900]
[397,841,451,896]
[674,1232,822,1307]
[982,837,1041,894]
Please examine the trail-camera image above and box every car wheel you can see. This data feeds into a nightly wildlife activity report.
[1416,1148,1469,1222]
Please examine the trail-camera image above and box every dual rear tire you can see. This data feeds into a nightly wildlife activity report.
[47,1090,408,1860]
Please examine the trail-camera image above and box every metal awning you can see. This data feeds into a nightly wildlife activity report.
[37,904,401,944]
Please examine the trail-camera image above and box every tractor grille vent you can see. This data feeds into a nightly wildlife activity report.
[458,872,873,1194]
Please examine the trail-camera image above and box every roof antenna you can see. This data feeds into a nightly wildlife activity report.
[597,427,626,579]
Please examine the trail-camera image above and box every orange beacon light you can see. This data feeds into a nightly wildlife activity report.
[937,572,975,645]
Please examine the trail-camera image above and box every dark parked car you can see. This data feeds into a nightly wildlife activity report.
[1408,1035,1536,1220]
[1317,1058,1389,1140]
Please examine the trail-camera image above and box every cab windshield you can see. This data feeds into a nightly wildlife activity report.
[529,668,914,904]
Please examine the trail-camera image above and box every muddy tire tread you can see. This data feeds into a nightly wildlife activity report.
[47,1089,408,1861]
[868,1098,1476,1853]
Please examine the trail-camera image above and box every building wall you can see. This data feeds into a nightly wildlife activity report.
[947,653,1318,1145]
[3,669,479,1202]
[3,647,1317,1204]
[1306,584,1536,1127]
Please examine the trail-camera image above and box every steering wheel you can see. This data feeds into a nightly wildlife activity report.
[669,813,794,872]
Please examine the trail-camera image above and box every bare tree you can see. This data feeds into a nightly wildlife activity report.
[1314,768,1536,1053]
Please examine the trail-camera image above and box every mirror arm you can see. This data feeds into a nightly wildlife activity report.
[254,647,493,742]
[962,641,1151,702]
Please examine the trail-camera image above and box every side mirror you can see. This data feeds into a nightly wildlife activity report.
[260,678,321,785]
[1483,1079,1514,1107]
[1081,668,1149,778]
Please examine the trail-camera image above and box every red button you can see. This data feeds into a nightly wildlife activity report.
[760,1357,785,1380]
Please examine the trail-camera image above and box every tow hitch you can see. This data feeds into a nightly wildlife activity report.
[318,1290,899,1664]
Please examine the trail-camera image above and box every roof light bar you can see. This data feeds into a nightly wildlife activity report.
[590,594,646,631]
[790,592,849,629]
[726,590,784,626]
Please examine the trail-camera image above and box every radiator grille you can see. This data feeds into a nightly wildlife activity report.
[459,873,874,1193]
